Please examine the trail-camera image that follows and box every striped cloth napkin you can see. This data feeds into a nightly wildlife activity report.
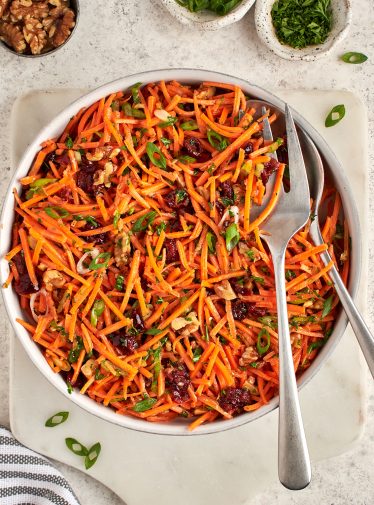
[0,426,80,505]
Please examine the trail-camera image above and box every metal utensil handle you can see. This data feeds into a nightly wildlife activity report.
[270,245,312,490]
[319,250,374,379]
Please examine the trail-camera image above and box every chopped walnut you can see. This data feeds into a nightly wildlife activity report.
[81,359,97,379]
[0,0,10,18]
[86,148,105,162]
[10,0,49,21]
[214,280,237,301]
[196,86,216,100]
[114,231,131,269]
[51,6,74,47]
[94,161,115,187]
[243,376,259,395]
[171,311,200,335]
[239,346,259,367]
[0,21,26,52]
[23,16,46,54]
[42,269,65,291]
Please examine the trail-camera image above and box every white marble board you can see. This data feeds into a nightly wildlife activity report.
[9,89,369,505]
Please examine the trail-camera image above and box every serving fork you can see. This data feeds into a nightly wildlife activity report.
[259,104,312,490]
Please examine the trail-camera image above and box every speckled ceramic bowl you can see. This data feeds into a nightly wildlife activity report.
[0,69,360,436]
[0,0,79,58]
[159,0,255,30]
[255,0,352,61]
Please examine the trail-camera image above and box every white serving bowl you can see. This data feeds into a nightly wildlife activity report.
[255,0,352,61]
[0,69,361,435]
[159,0,255,30]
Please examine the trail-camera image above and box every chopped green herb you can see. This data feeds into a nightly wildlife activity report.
[192,346,203,363]
[271,0,332,49]
[156,222,166,236]
[45,411,69,427]
[131,82,142,104]
[325,104,345,127]
[146,142,167,169]
[133,397,157,412]
[132,210,157,232]
[66,380,73,394]
[246,249,256,261]
[176,0,242,15]
[285,269,296,281]
[113,210,120,229]
[68,337,84,364]
[44,206,70,219]
[65,137,74,149]
[145,328,163,335]
[115,275,124,291]
[122,102,146,119]
[341,52,368,64]
[251,275,264,285]
[160,137,172,146]
[175,189,187,203]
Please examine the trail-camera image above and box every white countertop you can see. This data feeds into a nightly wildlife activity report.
[0,1,373,504]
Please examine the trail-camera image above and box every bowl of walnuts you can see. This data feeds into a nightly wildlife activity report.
[0,0,79,57]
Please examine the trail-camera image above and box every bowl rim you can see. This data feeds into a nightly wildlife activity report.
[159,0,255,29]
[254,0,352,61]
[0,0,80,58]
[0,68,361,436]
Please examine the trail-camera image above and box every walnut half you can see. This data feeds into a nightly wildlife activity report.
[0,21,26,52]
[51,6,74,48]
[0,0,10,18]
[23,16,47,54]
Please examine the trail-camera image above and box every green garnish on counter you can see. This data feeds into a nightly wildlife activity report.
[341,52,368,64]
[271,0,332,49]
[176,0,242,15]
[325,104,345,127]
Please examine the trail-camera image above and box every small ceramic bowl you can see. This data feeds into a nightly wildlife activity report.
[159,0,255,30]
[255,0,352,61]
[0,0,79,58]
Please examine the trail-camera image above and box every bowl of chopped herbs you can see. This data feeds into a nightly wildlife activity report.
[159,0,256,30]
[255,0,352,61]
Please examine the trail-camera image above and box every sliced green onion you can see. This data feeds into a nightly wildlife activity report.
[192,346,203,363]
[146,142,167,169]
[74,215,99,227]
[131,82,142,104]
[181,120,198,131]
[85,442,101,470]
[325,104,345,127]
[122,102,146,118]
[156,222,166,236]
[65,438,88,456]
[45,411,69,427]
[160,137,172,146]
[113,210,120,229]
[175,189,187,203]
[90,299,105,327]
[30,178,57,188]
[178,155,196,163]
[133,397,157,412]
[158,116,178,127]
[225,223,239,252]
[89,252,111,270]
[44,206,70,219]
[307,340,325,354]
[206,231,217,253]
[321,295,334,319]
[207,129,229,151]
[115,275,124,291]
[256,328,271,355]
[132,210,157,232]
[341,52,368,64]
[145,328,162,335]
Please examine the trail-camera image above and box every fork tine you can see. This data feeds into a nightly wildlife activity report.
[262,106,278,161]
[285,104,310,202]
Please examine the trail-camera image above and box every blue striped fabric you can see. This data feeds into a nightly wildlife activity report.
[0,426,80,505]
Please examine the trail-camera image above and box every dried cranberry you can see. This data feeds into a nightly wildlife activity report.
[231,300,249,321]
[41,152,57,175]
[169,219,183,232]
[82,222,108,245]
[55,186,74,203]
[65,370,85,389]
[276,135,288,165]
[165,366,191,403]
[261,158,280,186]
[110,332,138,355]
[164,238,179,263]
[164,189,191,211]
[183,137,210,163]
[215,201,225,217]
[231,279,251,296]
[12,253,38,295]
[220,181,234,202]
[243,142,253,155]
[247,303,267,318]
[218,387,251,414]
[182,103,194,112]
[130,309,145,333]
[75,159,100,196]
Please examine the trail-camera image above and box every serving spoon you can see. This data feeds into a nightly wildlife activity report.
[250,99,374,378]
